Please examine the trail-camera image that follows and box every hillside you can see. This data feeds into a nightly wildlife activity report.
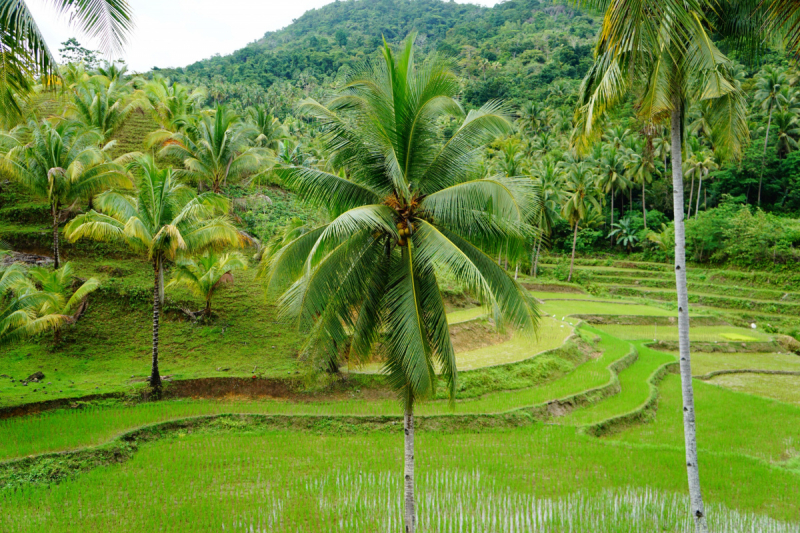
[156,0,599,111]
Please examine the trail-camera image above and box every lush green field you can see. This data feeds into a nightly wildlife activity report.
[3,260,800,531]
[2,425,799,532]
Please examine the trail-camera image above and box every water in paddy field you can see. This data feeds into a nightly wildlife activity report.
[219,470,795,532]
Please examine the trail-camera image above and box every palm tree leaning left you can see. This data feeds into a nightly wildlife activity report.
[1,119,132,268]
[263,36,538,533]
[66,156,248,391]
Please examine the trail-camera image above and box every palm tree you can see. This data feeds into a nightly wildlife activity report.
[68,76,137,144]
[530,159,563,277]
[247,106,286,150]
[27,262,100,342]
[0,264,66,346]
[595,143,629,228]
[65,156,247,390]
[624,138,657,229]
[167,250,247,317]
[152,105,263,193]
[0,0,133,124]
[683,151,717,219]
[561,160,600,282]
[1,119,131,268]
[754,66,789,205]
[608,217,639,252]
[772,110,800,159]
[263,37,538,533]
[141,77,207,132]
[573,4,748,530]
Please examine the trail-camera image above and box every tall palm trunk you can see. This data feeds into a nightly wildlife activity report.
[610,188,615,229]
[687,174,695,219]
[404,404,416,533]
[670,102,708,533]
[532,236,542,278]
[150,258,162,390]
[642,180,648,230]
[695,175,703,219]
[759,108,773,206]
[52,202,60,269]
[568,222,578,282]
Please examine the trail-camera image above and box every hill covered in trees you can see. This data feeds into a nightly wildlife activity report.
[155,0,599,111]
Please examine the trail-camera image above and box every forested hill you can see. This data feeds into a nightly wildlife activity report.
[155,0,599,111]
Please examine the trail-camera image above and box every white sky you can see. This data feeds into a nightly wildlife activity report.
[27,0,501,72]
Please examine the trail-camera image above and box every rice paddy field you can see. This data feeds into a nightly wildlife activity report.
[2,257,800,531]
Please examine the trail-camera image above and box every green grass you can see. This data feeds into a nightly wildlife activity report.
[0,329,629,460]
[707,374,800,406]
[541,299,677,317]
[0,267,303,408]
[613,374,800,466]
[1,424,799,531]
[690,352,800,376]
[559,340,674,426]
[595,324,773,342]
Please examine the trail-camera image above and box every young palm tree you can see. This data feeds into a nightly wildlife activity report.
[167,251,247,317]
[1,119,131,268]
[0,0,133,124]
[247,106,287,151]
[151,105,263,193]
[0,264,68,346]
[573,3,748,530]
[263,37,538,533]
[754,66,789,205]
[772,110,800,158]
[27,262,100,341]
[140,77,207,132]
[68,76,137,144]
[561,160,600,282]
[65,156,248,390]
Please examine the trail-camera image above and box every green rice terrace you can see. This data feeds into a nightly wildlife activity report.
[2,230,800,531]
[5,1,800,530]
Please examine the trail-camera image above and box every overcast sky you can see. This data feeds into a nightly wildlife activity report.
[28,0,501,72]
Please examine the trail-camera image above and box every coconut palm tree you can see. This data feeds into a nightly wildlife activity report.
[596,143,630,229]
[151,105,263,193]
[27,262,100,341]
[1,119,131,268]
[683,151,717,219]
[0,0,133,124]
[263,37,538,533]
[754,66,790,205]
[560,160,600,282]
[141,77,207,132]
[65,156,248,390]
[772,110,800,159]
[573,3,748,530]
[0,263,69,346]
[529,158,563,277]
[247,106,287,151]
[68,76,137,144]
[624,137,657,229]
[167,250,247,317]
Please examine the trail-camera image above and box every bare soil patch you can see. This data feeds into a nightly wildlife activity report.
[449,320,512,353]
[521,283,585,294]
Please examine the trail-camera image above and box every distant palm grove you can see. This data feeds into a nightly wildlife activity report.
[3,1,800,533]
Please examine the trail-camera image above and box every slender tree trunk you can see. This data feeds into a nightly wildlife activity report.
[629,186,633,217]
[533,237,542,278]
[568,222,578,282]
[687,175,695,219]
[759,108,773,206]
[642,180,648,230]
[404,405,416,533]
[52,202,60,270]
[610,188,615,229]
[150,259,162,391]
[670,102,708,533]
[695,176,703,219]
